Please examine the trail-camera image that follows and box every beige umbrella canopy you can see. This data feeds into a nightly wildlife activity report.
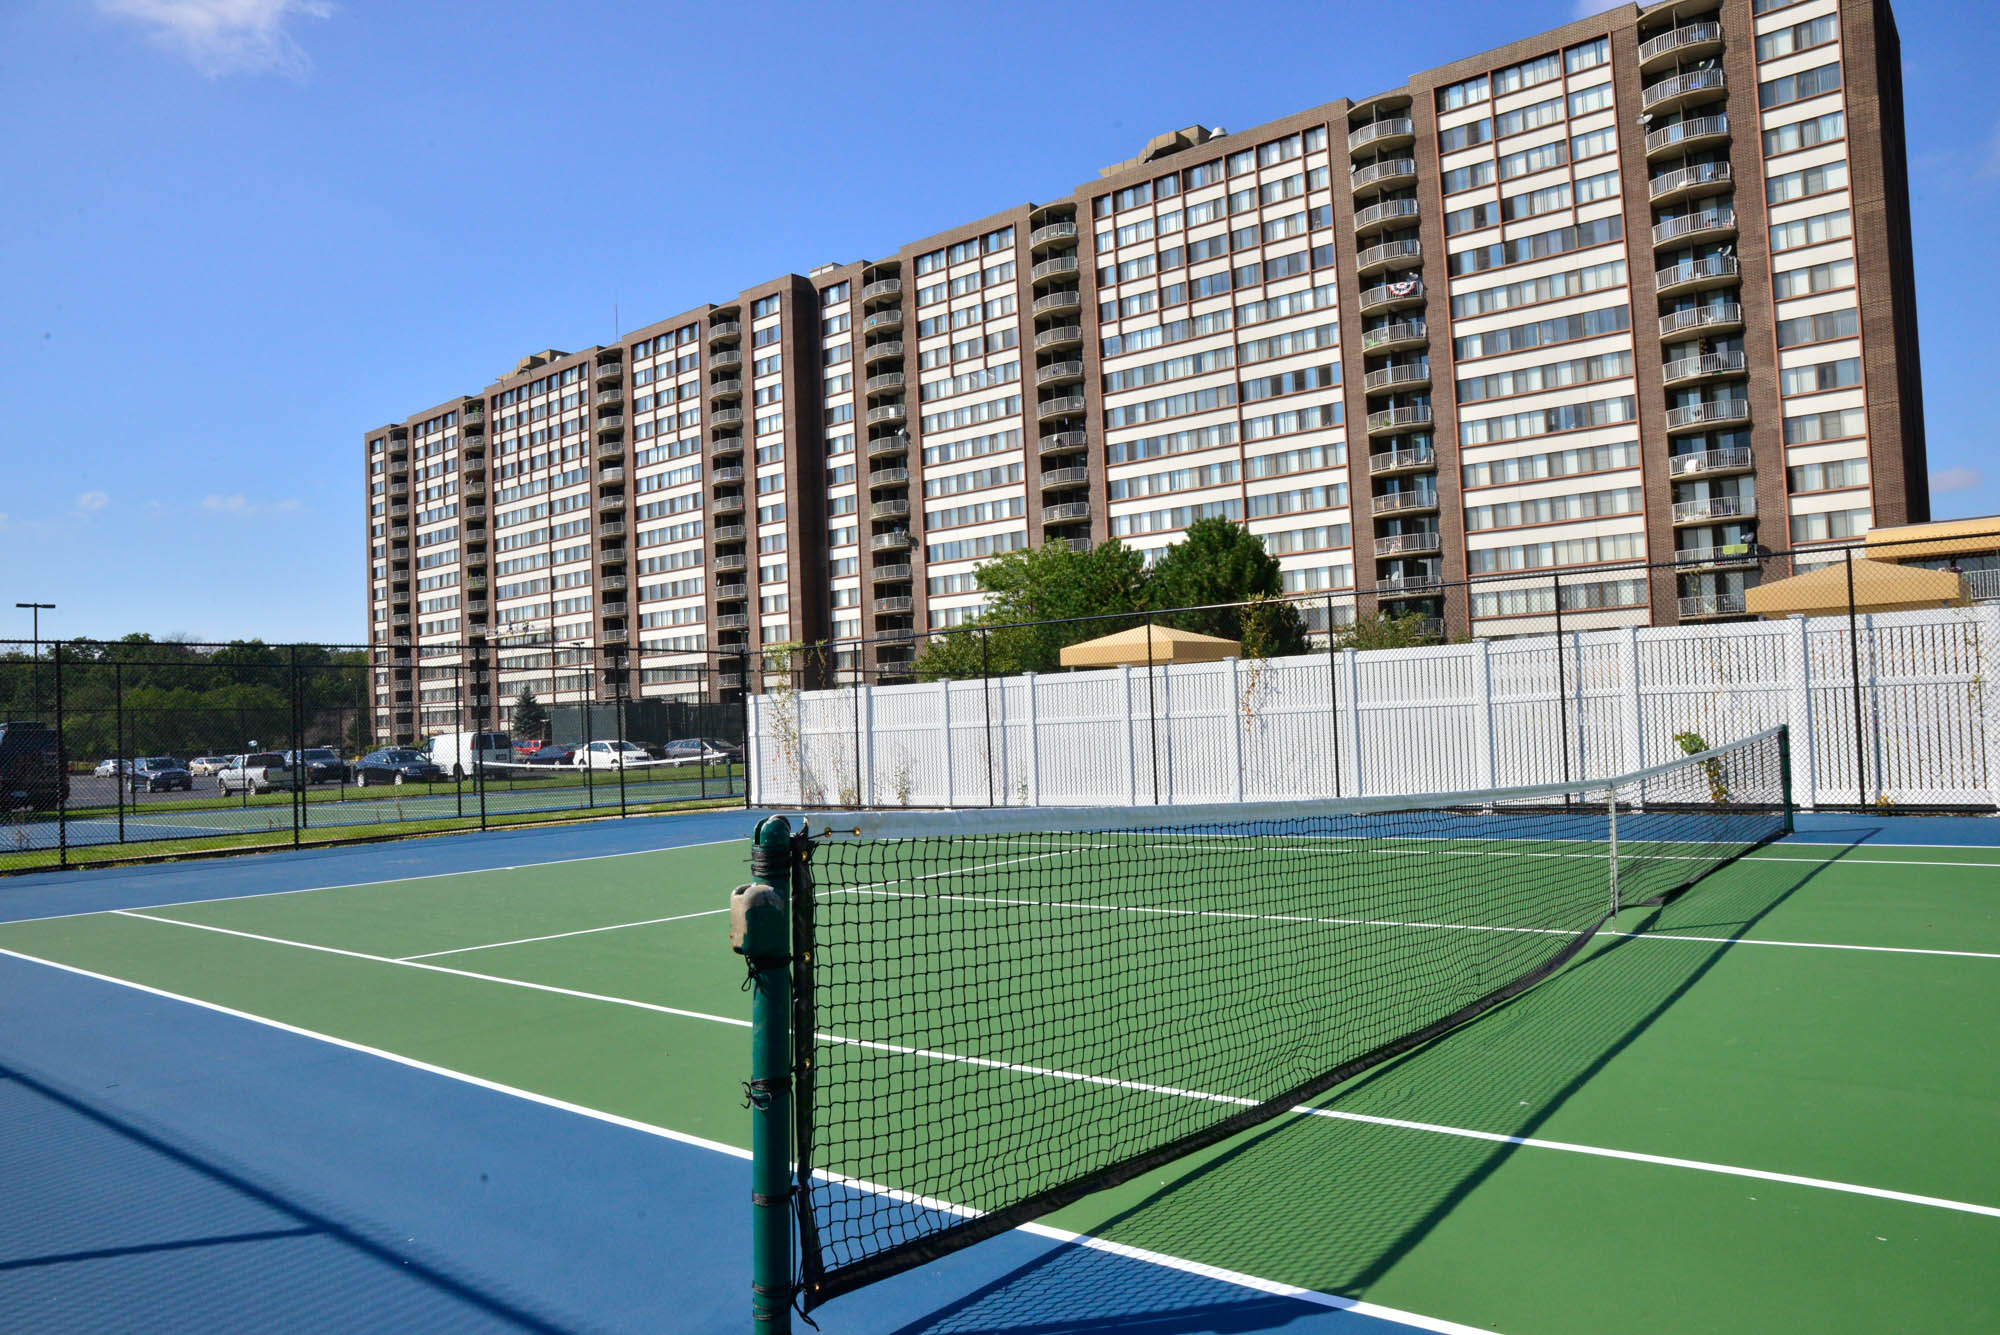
[1058,622,1242,668]
[1743,557,1969,618]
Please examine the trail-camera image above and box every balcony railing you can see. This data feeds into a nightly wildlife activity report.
[863,340,903,364]
[1369,446,1435,474]
[711,436,743,456]
[861,278,902,303]
[712,494,746,513]
[1039,429,1088,455]
[707,320,740,341]
[1361,319,1427,351]
[1678,591,1747,619]
[1652,207,1736,246]
[874,596,915,615]
[1665,399,1750,431]
[1036,360,1085,386]
[871,530,912,551]
[1031,256,1079,283]
[1042,502,1091,524]
[864,372,905,395]
[711,407,745,426]
[598,465,625,485]
[1642,68,1727,113]
[1667,446,1753,477]
[1040,466,1090,488]
[1659,302,1743,338]
[862,309,903,332]
[708,378,743,399]
[870,499,910,519]
[1352,158,1417,192]
[714,553,748,571]
[713,523,748,542]
[1363,362,1430,393]
[1029,220,1077,250]
[595,414,625,434]
[1347,117,1414,153]
[867,435,908,459]
[1358,278,1424,313]
[1353,198,1421,233]
[868,466,908,488]
[715,582,747,600]
[866,402,906,425]
[1672,496,1753,524]
[1033,290,1083,315]
[1037,395,1087,421]
[716,613,750,631]
[710,348,742,369]
[1648,161,1732,202]
[1375,531,1440,557]
[712,465,745,484]
[1035,325,1084,351]
[871,563,912,582]
[593,362,621,383]
[1662,351,1748,385]
[1640,20,1722,66]
[1372,490,1439,516]
[1655,255,1740,293]
[1356,238,1422,273]
[1366,404,1432,435]
[1645,114,1729,156]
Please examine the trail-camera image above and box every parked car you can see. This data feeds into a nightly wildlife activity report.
[285,747,352,784]
[217,753,299,796]
[0,720,66,811]
[427,731,513,780]
[353,748,443,787]
[513,738,544,758]
[128,756,192,793]
[574,740,651,771]
[520,744,575,767]
[187,755,232,777]
[92,758,128,778]
[656,738,737,767]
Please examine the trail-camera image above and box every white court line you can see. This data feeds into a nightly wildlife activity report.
[0,944,1487,1335]
[99,909,2000,1221]
[4,834,747,927]
[398,907,734,960]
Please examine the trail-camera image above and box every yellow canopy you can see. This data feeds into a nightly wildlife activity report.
[1058,622,1242,668]
[1744,557,1969,618]
[1865,515,2000,564]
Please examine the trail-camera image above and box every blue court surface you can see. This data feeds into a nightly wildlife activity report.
[3,807,1997,1333]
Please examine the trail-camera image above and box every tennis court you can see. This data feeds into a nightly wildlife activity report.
[3,789,1998,1331]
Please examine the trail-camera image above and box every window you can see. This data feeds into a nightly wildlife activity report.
[1764,110,1844,157]
[820,281,849,306]
[1791,508,1870,542]
[751,295,781,318]
[1458,394,1636,445]
[1445,201,1500,236]
[1770,208,1851,252]
[1494,51,1561,96]
[1789,458,1869,492]
[1466,486,1641,531]
[1462,441,1637,488]
[1457,350,1632,403]
[1575,169,1620,204]
[1757,13,1838,62]
[1494,95,1563,139]
[1768,161,1847,204]
[1773,257,1854,299]
[1450,259,1626,319]
[1571,126,1617,162]
[1567,83,1613,118]
[1781,357,1863,397]
[1498,139,1568,181]
[1438,118,1492,153]
[1565,36,1609,72]
[1783,405,1866,443]
[1447,216,1620,277]
[1437,73,1489,111]
[1759,62,1841,109]
[1503,181,1571,222]
[1775,307,1858,348]
[1440,160,1495,194]
[915,248,946,274]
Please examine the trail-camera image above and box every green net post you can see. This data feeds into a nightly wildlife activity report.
[732,815,795,1331]
[1777,723,1795,836]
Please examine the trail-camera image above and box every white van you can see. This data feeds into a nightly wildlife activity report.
[426,731,514,779]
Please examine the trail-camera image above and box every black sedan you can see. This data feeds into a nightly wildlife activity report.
[353,748,444,787]
[287,747,353,784]
[520,745,576,767]
[128,757,193,793]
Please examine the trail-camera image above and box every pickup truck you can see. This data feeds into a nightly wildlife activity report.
[216,752,300,796]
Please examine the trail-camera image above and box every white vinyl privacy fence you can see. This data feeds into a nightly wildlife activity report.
[749,604,2000,811]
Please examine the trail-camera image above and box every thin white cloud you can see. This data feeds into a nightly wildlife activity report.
[201,494,302,515]
[76,491,110,512]
[1983,118,2000,180]
[1931,466,1986,496]
[97,0,333,79]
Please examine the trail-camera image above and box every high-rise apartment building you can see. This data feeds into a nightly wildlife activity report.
[364,0,1924,744]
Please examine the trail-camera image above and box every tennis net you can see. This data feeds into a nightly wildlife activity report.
[786,725,1789,1309]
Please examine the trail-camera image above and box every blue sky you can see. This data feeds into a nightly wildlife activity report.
[2,0,1995,644]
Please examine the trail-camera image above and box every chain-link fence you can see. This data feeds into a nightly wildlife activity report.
[747,530,2000,815]
[0,641,749,874]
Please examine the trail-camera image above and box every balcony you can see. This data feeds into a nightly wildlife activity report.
[868,466,908,488]
[1678,591,1747,620]
[392,613,412,628]
[1041,465,1090,488]
[597,435,624,460]
[708,378,743,400]
[1356,238,1422,276]
[1031,256,1080,283]
[867,435,908,460]
[874,596,915,615]
[1672,495,1754,525]
[1667,446,1754,478]
[866,402,906,426]
[872,563,912,583]
[1358,278,1424,314]
[1674,542,1760,570]
[716,613,751,631]
[1036,360,1085,387]
[1366,404,1432,437]
[596,493,623,515]
[870,499,910,520]
[1375,570,1442,596]
[1042,502,1091,524]
[388,480,409,498]
[862,340,904,365]
[593,361,621,384]
[1639,20,1723,70]
[1645,114,1729,158]
[1361,319,1428,353]
[602,627,629,644]
[595,388,624,409]
[390,524,410,539]
[861,277,902,304]
[718,672,745,689]
[1369,446,1435,475]
[1372,490,1439,516]
[1648,161,1733,205]
[708,320,741,343]
[1665,399,1750,432]
[713,523,748,542]
[1363,362,1430,393]
[595,415,625,436]
[601,599,627,617]
[1642,68,1727,114]
[1029,220,1077,251]
[1033,290,1083,316]
[710,348,742,370]
[714,553,748,572]
[389,503,410,519]
[1662,351,1748,386]
[712,493,746,514]
[1347,117,1415,154]
[601,574,628,592]
[1655,255,1740,296]
[1353,197,1421,236]
[1037,394,1087,422]
[1034,325,1085,353]
[713,464,746,484]
[1652,207,1736,247]
[715,582,747,601]
[1375,530,1441,557]
[871,530,912,552]
[864,372,905,396]
[599,519,627,538]
[1352,158,1417,195]
[862,309,903,333]
[1039,429,1088,456]
[711,407,745,426]
[711,435,744,457]
[1659,302,1744,339]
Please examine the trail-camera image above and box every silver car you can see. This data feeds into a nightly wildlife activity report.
[216,752,300,796]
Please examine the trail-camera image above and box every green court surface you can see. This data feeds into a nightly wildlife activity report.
[3,830,1997,1333]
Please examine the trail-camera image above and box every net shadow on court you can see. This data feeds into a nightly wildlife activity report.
[877,843,1847,1333]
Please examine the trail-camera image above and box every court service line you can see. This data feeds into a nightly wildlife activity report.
[0,945,1488,1335]
[99,909,2000,1221]
[4,834,748,927]
[398,907,733,960]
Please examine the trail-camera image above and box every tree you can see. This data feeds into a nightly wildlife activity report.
[1144,518,1310,656]
[1334,611,1445,650]
[914,539,1148,679]
[511,689,550,741]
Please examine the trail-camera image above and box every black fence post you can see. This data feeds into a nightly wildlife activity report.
[114,662,125,848]
[1144,621,1160,806]
[981,627,996,808]
[1325,590,1340,799]
[54,643,66,869]
[1553,570,1570,790]
[739,649,753,809]
[615,664,629,819]
[289,646,303,847]
[453,661,465,820]
[475,652,489,832]
[1845,547,1867,805]
[851,658,863,809]
[582,690,595,810]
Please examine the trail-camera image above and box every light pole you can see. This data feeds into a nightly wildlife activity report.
[16,602,54,714]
